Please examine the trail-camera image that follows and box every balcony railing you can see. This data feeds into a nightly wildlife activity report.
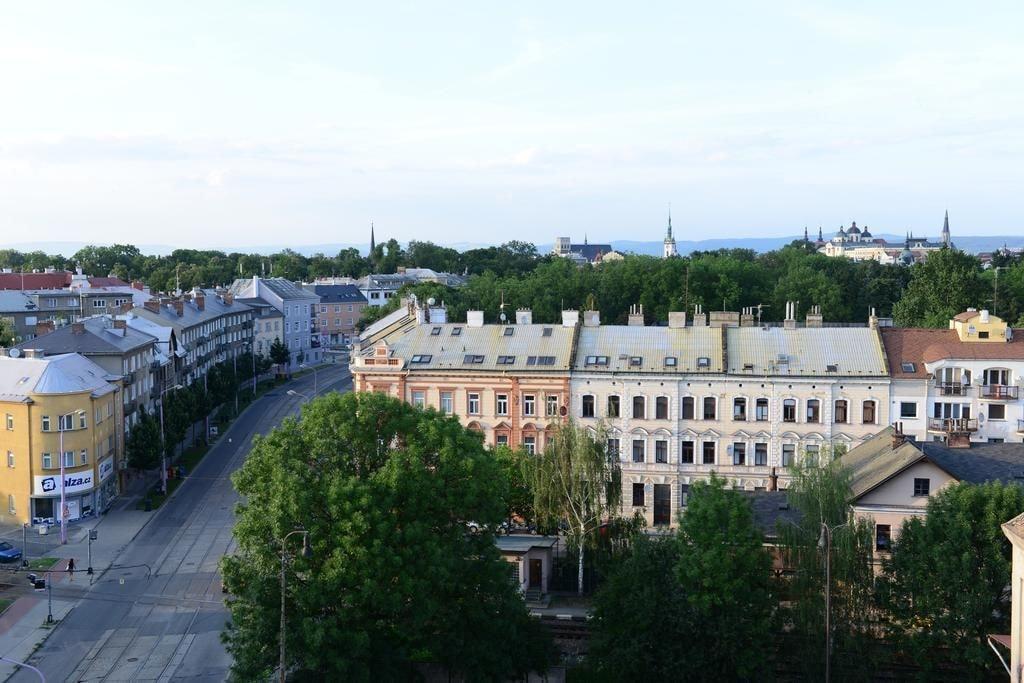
[980,384,1019,400]
[937,383,971,396]
[927,417,979,433]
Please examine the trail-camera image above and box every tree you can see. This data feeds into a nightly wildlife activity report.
[492,445,535,528]
[125,408,162,470]
[221,392,555,681]
[879,481,1024,678]
[778,454,877,680]
[893,247,986,327]
[530,420,621,595]
[588,476,772,680]
[269,337,290,373]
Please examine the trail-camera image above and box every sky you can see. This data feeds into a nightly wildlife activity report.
[1,1,1023,250]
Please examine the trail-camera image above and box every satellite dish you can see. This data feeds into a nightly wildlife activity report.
[499,313,507,322]
[427,297,436,306]
[8,348,21,358]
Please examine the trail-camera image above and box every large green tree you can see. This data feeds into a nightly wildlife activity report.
[879,481,1024,679]
[221,392,554,681]
[893,247,986,327]
[125,408,162,470]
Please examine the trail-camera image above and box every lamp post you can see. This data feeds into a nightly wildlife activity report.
[299,363,317,398]
[22,523,28,568]
[157,384,184,495]
[286,389,310,404]
[87,528,97,576]
[818,520,849,683]
[279,530,311,683]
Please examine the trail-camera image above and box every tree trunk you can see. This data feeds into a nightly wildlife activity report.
[577,532,585,597]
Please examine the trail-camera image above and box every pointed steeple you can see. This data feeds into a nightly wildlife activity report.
[370,221,376,254]
[818,226,823,242]
[666,210,673,240]
[584,233,588,246]
[803,226,809,242]
[941,210,951,246]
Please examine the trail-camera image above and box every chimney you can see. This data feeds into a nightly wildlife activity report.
[194,294,205,311]
[693,304,707,327]
[768,467,778,492]
[668,311,687,329]
[980,309,990,324]
[783,301,797,330]
[223,292,234,306]
[22,349,45,359]
[113,319,127,331]
[945,433,972,449]
[131,280,145,291]
[516,308,533,325]
[561,309,579,327]
[144,299,161,314]
[739,307,754,327]
[868,307,879,329]
[35,321,55,337]
[583,310,601,327]
[627,304,645,327]
[891,422,907,449]
[466,310,484,328]
[806,305,823,328]
[709,311,740,328]
[71,322,85,335]
[119,302,133,314]
[428,302,447,324]
[173,301,184,317]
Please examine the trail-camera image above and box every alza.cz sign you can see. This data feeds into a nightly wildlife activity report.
[33,471,94,496]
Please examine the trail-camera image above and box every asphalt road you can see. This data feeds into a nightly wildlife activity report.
[11,366,352,682]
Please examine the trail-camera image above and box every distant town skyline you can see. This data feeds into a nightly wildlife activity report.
[2,3,1023,247]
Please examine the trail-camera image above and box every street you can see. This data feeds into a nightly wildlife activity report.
[8,365,351,682]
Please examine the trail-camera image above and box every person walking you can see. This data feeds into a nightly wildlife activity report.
[67,557,76,581]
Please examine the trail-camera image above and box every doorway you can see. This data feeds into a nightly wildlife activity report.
[528,559,542,589]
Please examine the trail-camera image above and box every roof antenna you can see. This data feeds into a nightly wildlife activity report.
[499,290,507,324]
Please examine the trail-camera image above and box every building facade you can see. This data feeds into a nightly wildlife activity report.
[228,277,318,369]
[818,213,952,264]
[305,284,367,347]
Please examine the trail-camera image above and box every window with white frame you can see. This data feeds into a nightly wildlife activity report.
[607,395,620,418]
[63,451,75,467]
[582,395,595,418]
[754,443,768,466]
[632,396,646,419]
[523,435,536,455]
[806,399,821,423]
[42,452,52,469]
[782,444,795,467]
[546,395,559,417]
[523,395,535,416]
[6,451,13,468]
[733,442,746,465]
[468,393,481,415]
[496,394,508,416]
[655,440,668,463]
[632,440,645,463]
[5,413,12,430]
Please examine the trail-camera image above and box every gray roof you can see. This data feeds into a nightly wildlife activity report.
[742,490,803,538]
[15,317,155,356]
[132,289,251,332]
[307,284,366,304]
[575,326,723,373]
[495,535,558,554]
[0,291,37,313]
[726,327,888,376]
[0,353,118,401]
[229,277,316,302]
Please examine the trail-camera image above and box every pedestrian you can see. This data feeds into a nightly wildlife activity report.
[67,557,76,581]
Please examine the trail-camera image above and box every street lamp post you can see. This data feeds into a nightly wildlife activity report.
[157,384,184,495]
[299,363,317,398]
[279,530,311,683]
[87,528,97,576]
[286,389,310,404]
[818,521,849,683]
[22,523,28,568]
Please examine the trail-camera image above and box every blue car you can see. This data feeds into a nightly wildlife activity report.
[0,541,22,562]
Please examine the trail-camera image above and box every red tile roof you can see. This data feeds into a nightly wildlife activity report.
[0,273,71,290]
[87,276,129,287]
[880,327,1024,378]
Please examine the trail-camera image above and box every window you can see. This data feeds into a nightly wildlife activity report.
[6,451,13,468]
[92,299,107,308]
[5,414,11,430]
[834,400,848,424]
[542,327,552,337]
[440,392,453,414]
[913,478,930,497]
[681,441,695,464]
[702,397,716,420]
[79,412,87,429]
[42,453,52,469]
[980,331,990,339]
[80,449,88,465]
[682,396,695,420]
[754,443,768,466]
[411,391,425,409]
[755,398,769,421]
[733,443,746,466]
[984,368,1010,386]
[782,399,796,422]
[733,398,747,421]
[7,494,13,515]
[632,440,645,463]
[450,327,462,336]
[468,393,480,415]
[607,395,620,418]
[697,356,710,368]
[862,400,876,424]
[875,524,891,552]
[41,415,50,432]
[900,362,916,373]
[496,394,508,416]
[463,354,485,364]
[990,404,1006,420]
[410,355,432,364]
[546,395,559,417]
[702,441,716,465]
[496,434,509,446]
[629,356,642,367]
[632,483,645,507]
[782,444,795,467]
[655,397,669,420]
[523,394,535,416]
[503,327,514,336]
[63,451,75,468]
[582,395,595,418]
[664,356,677,367]
[497,355,516,365]
[632,396,646,419]
[655,440,668,463]
[900,402,918,419]
[523,436,536,455]
[680,484,690,507]
[804,399,820,423]
[584,355,610,366]
[430,327,441,336]
[607,438,620,458]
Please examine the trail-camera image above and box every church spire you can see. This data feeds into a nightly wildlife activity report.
[667,210,673,240]
[818,226,823,242]
[803,226,809,242]
[941,210,951,246]
[370,221,376,254]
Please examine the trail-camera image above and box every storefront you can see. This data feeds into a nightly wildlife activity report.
[30,470,96,526]
[96,456,117,513]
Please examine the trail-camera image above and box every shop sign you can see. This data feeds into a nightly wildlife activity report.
[99,456,115,482]
[33,471,94,496]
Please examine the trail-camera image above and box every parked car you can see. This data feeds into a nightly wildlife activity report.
[0,541,23,563]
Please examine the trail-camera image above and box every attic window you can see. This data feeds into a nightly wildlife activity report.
[503,327,514,336]
[585,355,609,366]
[826,364,838,373]
[979,331,990,339]
[629,356,642,367]
[697,356,711,368]
[410,355,432,363]
[463,354,484,364]
[664,356,677,367]
[776,354,789,364]
[527,356,556,366]
[451,327,462,336]
[742,363,754,371]
[430,327,441,336]
[542,327,552,337]
[497,355,516,364]
[901,362,916,373]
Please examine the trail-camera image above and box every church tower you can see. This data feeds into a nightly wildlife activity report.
[663,211,678,258]
[941,210,951,247]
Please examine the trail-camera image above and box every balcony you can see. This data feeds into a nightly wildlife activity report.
[980,384,1019,400]
[927,417,978,433]
[937,383,971,397]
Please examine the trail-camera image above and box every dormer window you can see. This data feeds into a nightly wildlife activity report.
[463,354,484,364]
[664,356,677,367]
[503,327,514,337]
[629,357,642,367]
[497,355,516,364]
[697,357,710,368]
[451,327,462,336]
[410,355,432,364]
[430,327,441,336]
[901,362,916,373]
[542,327,552,337]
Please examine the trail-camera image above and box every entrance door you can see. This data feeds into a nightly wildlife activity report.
[528,559,542,589]
[653,484,671,526]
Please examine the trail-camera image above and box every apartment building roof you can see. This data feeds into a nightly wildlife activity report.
[726,327,887,377]
[228,277,317,302]
[0,353,119,401]
[574,326,723,373]
[370,322,575,372]
[0,272,130,290]
[14,317,155,356]
[880,327,1024,379]
[0,291,36,313]
[307,284,367,304]
[743,490,803,538]
[132,290,251,333]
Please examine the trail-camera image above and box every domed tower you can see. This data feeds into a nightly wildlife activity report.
[833,225,847,243]
[663,210,678,258]
[847,221,862,242]
[861,225,873,241]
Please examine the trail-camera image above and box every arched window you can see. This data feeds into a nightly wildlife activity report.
[782,399,797,422]
[581,394,595,418]
[862,400,877,424]
[655,396,669,420]
[834,399,848,424]
[632,396,646,420]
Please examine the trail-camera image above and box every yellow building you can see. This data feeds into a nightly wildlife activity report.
[0,350,123,527]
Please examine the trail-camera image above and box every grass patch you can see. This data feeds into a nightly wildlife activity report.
[0,598,14,616]
[25,557,59,570]
[136,443,212,510]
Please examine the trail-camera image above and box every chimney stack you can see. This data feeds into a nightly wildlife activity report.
[784,301,797,330]
[891,422,907,449]
[131,280,145,291]
[668,311,687,329]
[113,319,127,331]
[223,292,234,306]
[561,309,579,327]
[693,304,707,327]
[71,322,85,335]
[627,304,644,327]
[466,310,484,328]
[34,321,55,337]
[172,301,184,317]
[868,307,879,329]
[806,305,823,328]
[194,294,205,311]
[739,307,755,327]
[515,308,533,325]
[144,299,161,314]
[22,349,45,359]
[583,310,600,327]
